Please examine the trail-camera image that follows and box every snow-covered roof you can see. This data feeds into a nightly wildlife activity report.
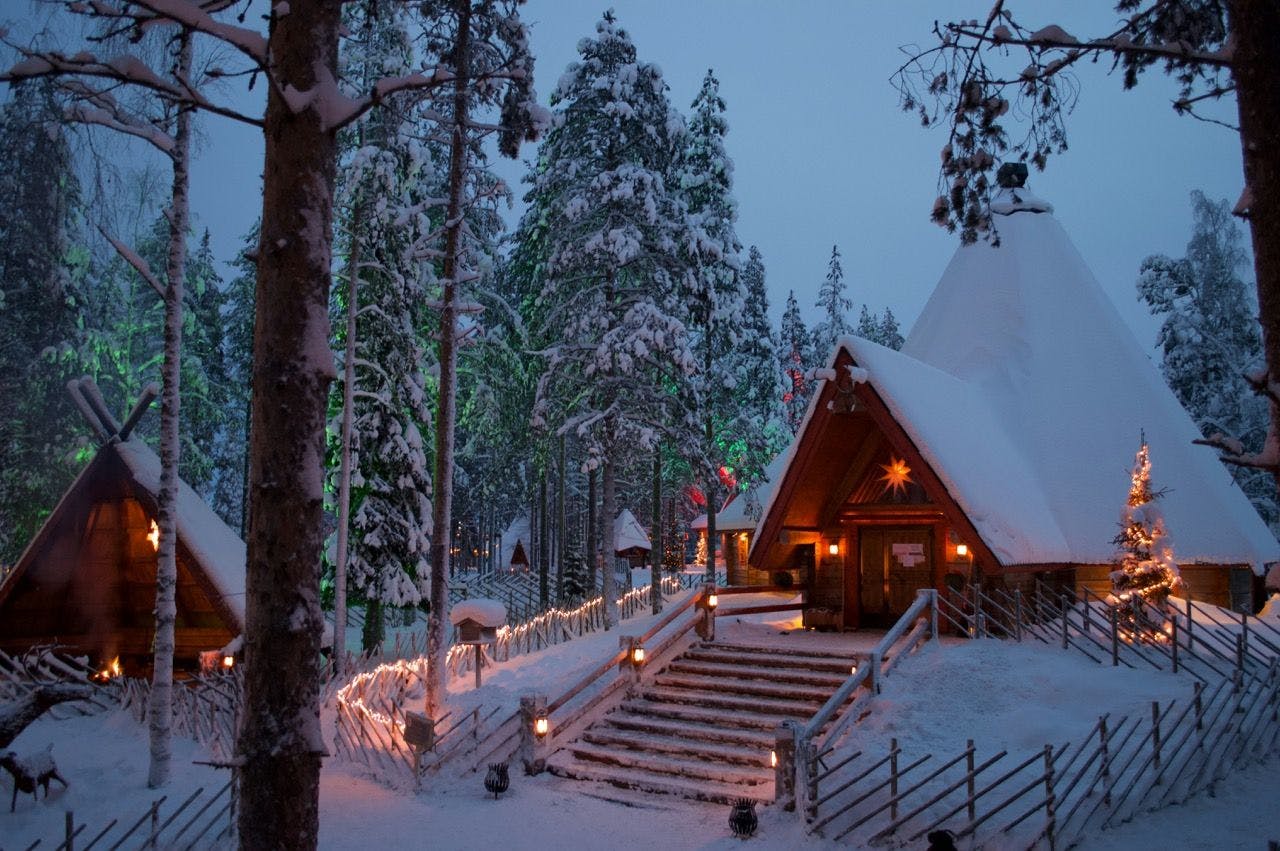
[875,186,1279,569]
[613,509,651,553]
[500,515,530,565]
[115,439,247,628]
[710,448,792,534]
[450,598,507,628]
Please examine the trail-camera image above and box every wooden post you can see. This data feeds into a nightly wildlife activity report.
[474,643,482,690]
[1014,588,1024,642]
[1061,596,1069,650]
[66,810,74,851]
[1236,635,1246,693]
[619,635,642,691]
[774,721,797,811]
[1151,701,1162,782]
[966,738,976,824]
[148,799,160,848]
[518,694,549,775]
[1110,607,1120,666]
[890,737,900,821]
[696,583,717,642]
[870,650,883,694]
[1044,744,1056,851]
[973,589,983,637]
[1099,716,1111,807]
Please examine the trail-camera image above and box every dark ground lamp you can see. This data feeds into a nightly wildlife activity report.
[729,798,758,838]
[483,762,510,799]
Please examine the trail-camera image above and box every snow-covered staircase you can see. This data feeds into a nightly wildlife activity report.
[546,641,857,804]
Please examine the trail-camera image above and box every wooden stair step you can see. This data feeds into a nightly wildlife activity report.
[617,699,793,732]
[546,753,773,806]
[653,672,837,702]
[685,645,857,673]
[667,659,851,688]
[581,728,769,768]
[559,741,772,786]
[641,685,824,717]
[604,712,777,748]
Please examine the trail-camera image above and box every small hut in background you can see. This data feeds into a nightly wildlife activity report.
[613,509,652,567]
[508,540,530,573]
[0,380,246,676]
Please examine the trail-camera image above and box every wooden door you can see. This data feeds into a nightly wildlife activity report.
[858,527,933,626]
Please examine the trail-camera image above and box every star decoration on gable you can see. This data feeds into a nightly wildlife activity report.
[879,457,912,496]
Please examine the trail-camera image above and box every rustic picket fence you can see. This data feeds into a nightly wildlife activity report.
[808,658,1280,848]
[0,646,112,720]
[26,779,237,851]
[329,576,696,785]
[117,669,244,762]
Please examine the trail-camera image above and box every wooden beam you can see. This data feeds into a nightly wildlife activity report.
[817,428,882,529]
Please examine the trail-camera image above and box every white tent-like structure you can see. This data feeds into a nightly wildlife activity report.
[750,181,1277,623]
[613,509,651,557]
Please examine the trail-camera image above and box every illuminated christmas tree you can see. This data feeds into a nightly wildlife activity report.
[694,532,708,570]
[1110,439,1182,634]
[662,500,685,572]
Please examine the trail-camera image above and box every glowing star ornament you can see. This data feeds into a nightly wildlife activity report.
[879,457,912,496]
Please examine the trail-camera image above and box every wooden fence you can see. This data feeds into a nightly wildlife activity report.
[117,669,243,762]
[25,779,236,851]
[808,658,1280,848]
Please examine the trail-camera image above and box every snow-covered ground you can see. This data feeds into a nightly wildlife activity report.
[6,607,1279,849]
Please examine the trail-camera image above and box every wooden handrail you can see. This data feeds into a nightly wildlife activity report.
[638,585,705,644]
[546,647,628,716]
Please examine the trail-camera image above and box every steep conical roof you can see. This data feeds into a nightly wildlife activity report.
[903,187,1277,567]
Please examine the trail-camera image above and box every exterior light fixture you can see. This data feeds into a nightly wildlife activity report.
[956,543,969,558]
[828,542,839,556]
[850,663,858,676]
[706,593,718,609]
[631,646,646,666]
[533,715,549,738]
[770,750,778,768]
[222,655,235,669]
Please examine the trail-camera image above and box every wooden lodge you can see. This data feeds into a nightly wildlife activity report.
[739,182,1277,626]
[0,383,246,676]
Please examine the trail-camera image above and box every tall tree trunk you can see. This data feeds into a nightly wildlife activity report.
[556,436,566,600]
[587,466,597,594]
[601,456,617,627]
[651,446,662,614]
[239,1,341,846]
[148,29,193,790]
[426,0,472,720]
[538,469,549,607]
[332,195,363,675]
[705,422,718,585]
[1230,0,1280,498]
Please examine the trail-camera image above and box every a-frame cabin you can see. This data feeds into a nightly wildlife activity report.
[751,176,1278,627]
[0,380,245,675]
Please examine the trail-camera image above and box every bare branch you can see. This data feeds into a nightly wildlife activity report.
[98,224,167,297]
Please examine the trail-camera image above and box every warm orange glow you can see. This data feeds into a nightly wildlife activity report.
[222,655,235,669]
[534,716,549,737]
[955,543,969,558]
[706,593,718,609]
[147,520,160,552]
[631,646,645,666]
[828,542,839,556]
[879,457,912,495]
[770,750,778,768]
[96,656,122,681]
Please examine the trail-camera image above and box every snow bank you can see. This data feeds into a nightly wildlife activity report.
[450,598,507,627]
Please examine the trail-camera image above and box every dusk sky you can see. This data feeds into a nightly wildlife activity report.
[16,1,1250,348]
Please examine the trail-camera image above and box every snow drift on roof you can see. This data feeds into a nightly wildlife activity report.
[451,598,507,627]
[115,439,247,628]
[900,188,1277,569]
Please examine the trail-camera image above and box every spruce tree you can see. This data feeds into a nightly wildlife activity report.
[532,11,695,626]
[1110,440,1182,634]
[779,290,813,434]
[1138,191,1274,530]
[812,244,852,358]
[855,304,905,351]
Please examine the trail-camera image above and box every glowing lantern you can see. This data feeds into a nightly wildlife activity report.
[533,715,549,738]
[706,593,718,609]
[828,542,839,556]
[222,655,235,669]
[631,646,646,667]
[955,543,969,558]
[147,520,160,552]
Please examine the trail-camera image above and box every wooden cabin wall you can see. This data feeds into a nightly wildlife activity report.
[1071,564,1242,610]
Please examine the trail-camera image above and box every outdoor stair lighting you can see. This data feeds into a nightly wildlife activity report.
[828,542,839,556]
[533,715,549,738]
[631,646,646,667]
[706,592,718,609]
[956,543,969,558]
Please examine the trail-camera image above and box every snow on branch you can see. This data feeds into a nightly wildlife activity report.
[99,225,166,297]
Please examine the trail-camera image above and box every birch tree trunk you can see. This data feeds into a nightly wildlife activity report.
[426,0,472,720]
[239,1,342,845]
[147,29,193,790]
[332,195,363,675]
[601,456,617,628]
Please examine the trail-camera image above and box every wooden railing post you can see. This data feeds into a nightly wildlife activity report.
[774,721,797,811]
[1044,744,1056,851]
[1061,595,1069,650]
[795,733,817,823]
[1014,588,1024,642]
[619,635,642,691]
[1151,701,1162,783]
[1236,635,1246,692]
[1171,618,1179,674]
[870,650,883,694]
[928,589,938,640]
[891,736,900,821]
[695,583,717,642]
[965,738,976,824]
[1099,715,1111,807]
[1110,607,1120,667]
[518,693,549,775]
[973,589,983,638]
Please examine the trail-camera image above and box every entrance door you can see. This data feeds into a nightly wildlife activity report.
[858,527,933,626]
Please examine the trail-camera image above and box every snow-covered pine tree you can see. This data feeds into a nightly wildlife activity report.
[214,224,258,535]
[532,11,695,627]
[332,0,435,654]
[679,68,747,584]
[0,82,86,563]
[812,244,852,358]
[1138,191,1274,531]
[1110,439,1182,635]
[779,290,813,434]
[854,304,905,351]
[560,534,588,601]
